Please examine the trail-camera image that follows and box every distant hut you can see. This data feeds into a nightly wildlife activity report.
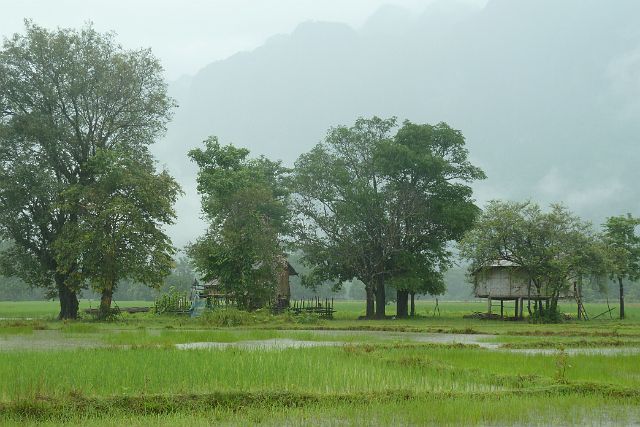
[193,258,297,310]
[473,260,571,318]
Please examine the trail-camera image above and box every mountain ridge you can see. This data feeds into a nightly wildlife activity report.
[155,0,640,247]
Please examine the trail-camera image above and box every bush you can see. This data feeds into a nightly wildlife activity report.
[154,287,189,314]
[528,306,563,324]
[199,308,271,327]
[281,311,322,324]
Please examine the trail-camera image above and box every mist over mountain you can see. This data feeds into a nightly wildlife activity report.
[153,0,640,247]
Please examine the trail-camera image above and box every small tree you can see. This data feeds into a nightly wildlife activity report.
[603,214,640,319]
[187,138,291,310]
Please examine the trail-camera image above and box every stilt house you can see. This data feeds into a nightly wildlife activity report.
[473,260,572,318]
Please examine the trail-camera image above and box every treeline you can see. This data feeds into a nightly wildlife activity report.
[187,117,483,319]
[1,22,639,322]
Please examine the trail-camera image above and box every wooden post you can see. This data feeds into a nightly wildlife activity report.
[500,300,504,318]
[487,297,492,314]
[515,298,519,319]
[520,298,524,318]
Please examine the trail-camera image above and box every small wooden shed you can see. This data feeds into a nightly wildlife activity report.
[275,260,298,308]
[473,260,566,318]
[194,258,297,309]
[474,260,530,299]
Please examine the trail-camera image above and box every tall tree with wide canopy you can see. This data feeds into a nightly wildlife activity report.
[54,149,181,319]
[603,214,640,319]
[378,121,485,317]
[294,117,394,318]
[293,117,484,319]
[0,22,174,318]
[187,137,291,310]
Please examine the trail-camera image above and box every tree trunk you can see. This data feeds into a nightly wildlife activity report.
[396,289,409,318]
[365,285,375,319]
[549,295,558,315]
[98,281,114,320]
[410,292,416,317]
[527,280,532,316]
[57,274,79,320]
[374,275,386,319]
[619,276,625,320]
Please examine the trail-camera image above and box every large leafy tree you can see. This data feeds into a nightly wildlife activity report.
[294,117,394,318]
[459,201,606,320]
[0,22,174,318]
[293,117,484,319]
[378,121,485,317]
[54,149,180,319]
[187,137,291,310]
[602,214,640,319]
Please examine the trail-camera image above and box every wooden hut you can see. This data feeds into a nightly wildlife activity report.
[473,260,571,318]
[275,260,298,309]
[193,258,298,310]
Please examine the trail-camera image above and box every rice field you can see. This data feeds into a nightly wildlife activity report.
[1,300,639,425]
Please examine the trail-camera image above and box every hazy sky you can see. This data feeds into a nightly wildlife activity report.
[1,0,486,80]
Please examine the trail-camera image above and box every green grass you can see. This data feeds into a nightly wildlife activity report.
[483,334,640,348]
[2,299,640,425]
[1,345,639,425]
[0,300,153,319]
[2,345,640,400]
[103,328,399,346]
[3,392,639,426]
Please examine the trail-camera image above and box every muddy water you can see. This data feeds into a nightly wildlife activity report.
[2,328,639,355]
[175,330,640,355]
[0,330,104,351]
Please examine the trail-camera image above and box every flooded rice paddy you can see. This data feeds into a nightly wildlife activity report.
[3,328,637,355]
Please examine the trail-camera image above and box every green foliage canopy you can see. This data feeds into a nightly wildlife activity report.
[459,201,607,318]
[187,137,291,310]
[602,214,640,319]
[0,22,175,318]
[53,149,181,316]
[293,117,485,318]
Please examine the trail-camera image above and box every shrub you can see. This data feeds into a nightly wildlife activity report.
[528,307,563,324]
[154,287,190,314]
[199,308,271,327]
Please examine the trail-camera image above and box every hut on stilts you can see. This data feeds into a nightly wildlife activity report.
[472,261,574,319]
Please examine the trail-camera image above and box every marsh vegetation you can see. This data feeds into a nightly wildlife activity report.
[1,300,639,425]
